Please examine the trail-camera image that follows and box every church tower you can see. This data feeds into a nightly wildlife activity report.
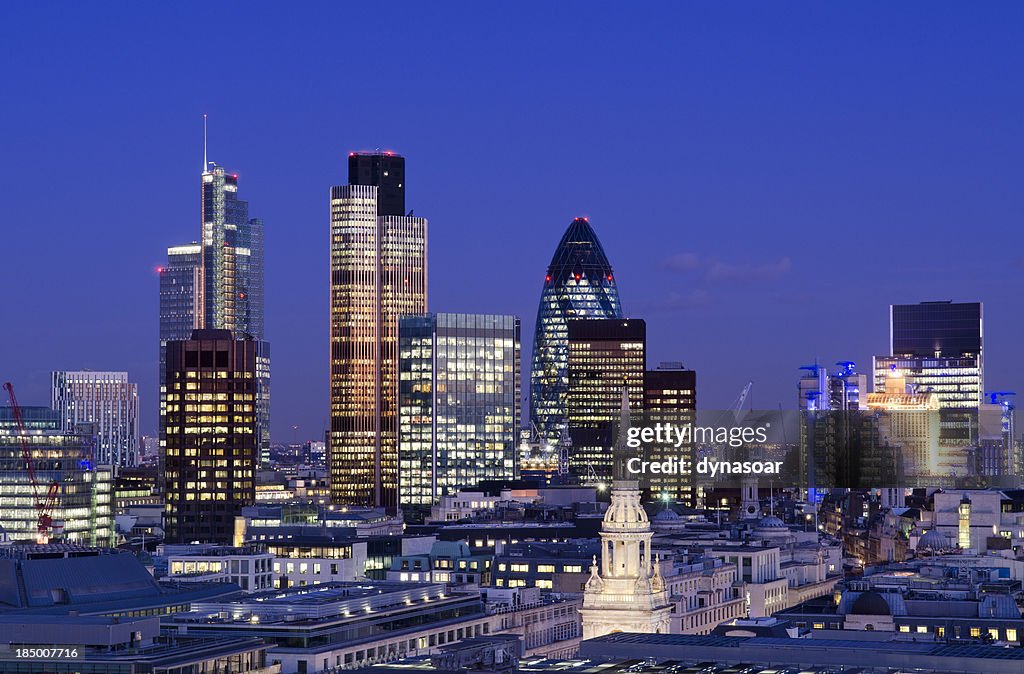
[580,390,673,638]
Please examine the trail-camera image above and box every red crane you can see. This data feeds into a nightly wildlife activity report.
[3,382,60,543]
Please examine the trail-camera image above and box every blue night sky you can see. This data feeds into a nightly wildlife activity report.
[2,2,1022,441]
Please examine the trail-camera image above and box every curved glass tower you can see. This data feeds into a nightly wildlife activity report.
[530,217,623,441]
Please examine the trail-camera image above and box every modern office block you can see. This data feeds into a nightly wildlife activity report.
[0,406,114,546]
[891,301,983,360]
[566,318,645,485]
[162,329,260,545]
[397,313,520,507]
[531,218,623,443]
[644,362,697,505]
[51,370,139,467]
[876,301,983,408]
[330,152,427,510]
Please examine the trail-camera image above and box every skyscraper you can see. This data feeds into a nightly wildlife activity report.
[200,162,270,466]
[51,370,139,468]
[397,313,520,507]
[566,318,645,485]
[158,243,202,437]
[330,151,427,509]
[162,329,259,545]
[531,218,622,442]
[201,165,264,339]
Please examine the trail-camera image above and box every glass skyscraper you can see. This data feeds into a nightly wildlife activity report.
[330,152,427,510]
[397,313,520,507]
[51,371,139,468]
[530,217,622,442]
[201,165,264,339]
[158,243,202,434]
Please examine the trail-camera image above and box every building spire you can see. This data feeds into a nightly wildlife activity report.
[203,113,208,173]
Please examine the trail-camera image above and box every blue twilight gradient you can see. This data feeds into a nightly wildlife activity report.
[1,2,1023,441]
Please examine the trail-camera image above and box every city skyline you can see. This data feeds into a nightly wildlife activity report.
[3,3,1024,443]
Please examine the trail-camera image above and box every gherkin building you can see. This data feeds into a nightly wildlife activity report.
[530,217,623,441]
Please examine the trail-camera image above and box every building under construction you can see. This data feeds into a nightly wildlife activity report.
[0,405,114,546]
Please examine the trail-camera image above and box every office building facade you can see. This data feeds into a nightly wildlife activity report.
[397,313,520,507]
[51,370,139,468]
[162,329,260,545]
[330,152,427,509]
[566,318,645,485]
[644,362,697,504]
[531,218,623,443]
[875,301,983,408]
[201,165,264,339]
[159,243,203,438]
[0,406,114,545]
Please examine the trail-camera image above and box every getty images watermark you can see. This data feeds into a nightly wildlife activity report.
[617,415,790,483]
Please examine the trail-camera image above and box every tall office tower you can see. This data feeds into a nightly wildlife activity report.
[873,301,983,408]
[348,151,405,216]
[644,362,697,505]
[0,406,114,546]
[162,329,260,544]
[200,163,271,466]
[566,318,645,485]
[51,371,139,468]
[201,164,264,338]
[159,243,203,434]
[873,301,983,477]
[330,152,427,509]
[531,218,623,442]
[397,313,520,507]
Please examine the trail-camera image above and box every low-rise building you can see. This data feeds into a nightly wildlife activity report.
[161,543,275,592]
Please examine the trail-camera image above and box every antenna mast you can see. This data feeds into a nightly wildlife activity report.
[203,113,208,173]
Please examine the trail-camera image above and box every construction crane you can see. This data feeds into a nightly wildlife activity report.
[732,381,753,422]
[3,382,60,544]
